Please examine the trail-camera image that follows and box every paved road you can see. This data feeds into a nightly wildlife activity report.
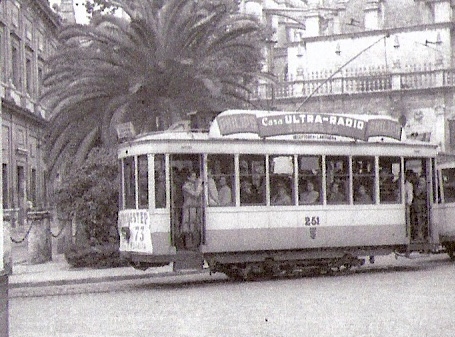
[9,254,455,337]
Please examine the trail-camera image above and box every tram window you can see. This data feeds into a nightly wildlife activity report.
[123,157,136,209]
[379,157,401,203]
[270,155,294,206]
[137,155,148,209]
[207,154,235,206]
[326,156,349,204]
[352,156,375,204]
[239,155,266,205]
[298,155,322,205]
[155,154,166,208]
[441,168,455,203]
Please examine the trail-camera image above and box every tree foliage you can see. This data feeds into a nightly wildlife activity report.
[53,147,119,244]
[42,0,266,180]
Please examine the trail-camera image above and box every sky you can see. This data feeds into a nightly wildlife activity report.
[49,0,89,24]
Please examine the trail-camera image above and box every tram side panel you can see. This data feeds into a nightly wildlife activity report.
[202,206,406,254]
[434,203,455,245]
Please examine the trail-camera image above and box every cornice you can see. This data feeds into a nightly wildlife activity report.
[24,0,62,32]
[287,21,454,46]
[1,98,48,127]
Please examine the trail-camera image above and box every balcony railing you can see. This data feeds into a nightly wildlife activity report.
[250,65,455,101]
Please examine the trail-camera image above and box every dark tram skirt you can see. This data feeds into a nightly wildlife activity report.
[0,273,8,337]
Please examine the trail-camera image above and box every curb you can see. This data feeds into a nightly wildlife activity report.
[8,269,210,289]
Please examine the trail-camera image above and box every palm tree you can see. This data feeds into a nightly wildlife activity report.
[42,0,266,179]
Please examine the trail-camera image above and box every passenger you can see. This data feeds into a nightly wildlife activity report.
[412,176,427,240]
[240,180,255,204]
[328,182,345,203]
[218,176,232,206]
[300,181,319,204]
[404,170,415,231]
[404,170,414,206]
[207,168,219,206]
[239,160,249,175]
[379,168,398,202]
[252,169,266,203]
[355,185,373,204]
[271,184,292,205]
[181,171,203,249]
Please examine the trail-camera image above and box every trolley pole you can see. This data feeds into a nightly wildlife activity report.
[0,83,8,337]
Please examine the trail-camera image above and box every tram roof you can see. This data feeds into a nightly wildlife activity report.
[129,110,437,147]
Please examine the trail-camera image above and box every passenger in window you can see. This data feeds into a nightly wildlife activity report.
[252,169,266,203]
[207,168,219,206]
[355,185,373,204]
[218,176,232,206]
[271,184,292,206]
[300,181,320,204]
[239,160,249,175]
[379,168,398,202]
[240,180,256,204]
[328,182,345,204]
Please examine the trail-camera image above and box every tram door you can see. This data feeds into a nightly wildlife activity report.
[404,158,432,244]
[169,154,205,252]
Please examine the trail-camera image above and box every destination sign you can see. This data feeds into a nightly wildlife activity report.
[216,113,402,141]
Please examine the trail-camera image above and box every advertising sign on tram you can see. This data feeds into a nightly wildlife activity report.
[118,210,153,253]
[215,112,402,141]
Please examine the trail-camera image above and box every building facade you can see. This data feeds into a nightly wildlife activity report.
[1,0,60,226]
[244,0,455,158]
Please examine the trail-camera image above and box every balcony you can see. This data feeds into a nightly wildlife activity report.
[250,64,455,101]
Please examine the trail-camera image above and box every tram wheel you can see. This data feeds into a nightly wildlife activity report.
[448,246,455,261]
[224,269,243,281]
[239,265,255,281]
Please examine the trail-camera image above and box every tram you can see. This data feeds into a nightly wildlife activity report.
[433,160,455,259]
[117,109,452,280]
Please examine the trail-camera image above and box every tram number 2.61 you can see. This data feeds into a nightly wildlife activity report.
[304,216,320,227]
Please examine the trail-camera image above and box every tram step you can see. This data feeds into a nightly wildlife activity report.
[173,250,204,271]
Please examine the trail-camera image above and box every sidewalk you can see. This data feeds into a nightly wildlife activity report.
[8,254,185,288]
[8,243,206,289]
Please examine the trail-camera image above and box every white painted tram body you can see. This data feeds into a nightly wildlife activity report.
[117,110,450,279]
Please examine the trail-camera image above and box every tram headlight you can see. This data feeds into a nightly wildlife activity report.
[120,226,131,241]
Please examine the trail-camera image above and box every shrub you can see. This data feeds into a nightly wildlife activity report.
[53,147,122,267]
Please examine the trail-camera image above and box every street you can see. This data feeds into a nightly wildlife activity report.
[9,254,455,337]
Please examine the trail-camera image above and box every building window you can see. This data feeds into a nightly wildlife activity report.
[37,66,43,96]
[26,57,33,95]
[11,41,21,88]
[30,168,37,207]
[9,3,19,28]
[25,19,33,41]
[37,30,44,52]
[0,27,4,82]
[3,164,8,209]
